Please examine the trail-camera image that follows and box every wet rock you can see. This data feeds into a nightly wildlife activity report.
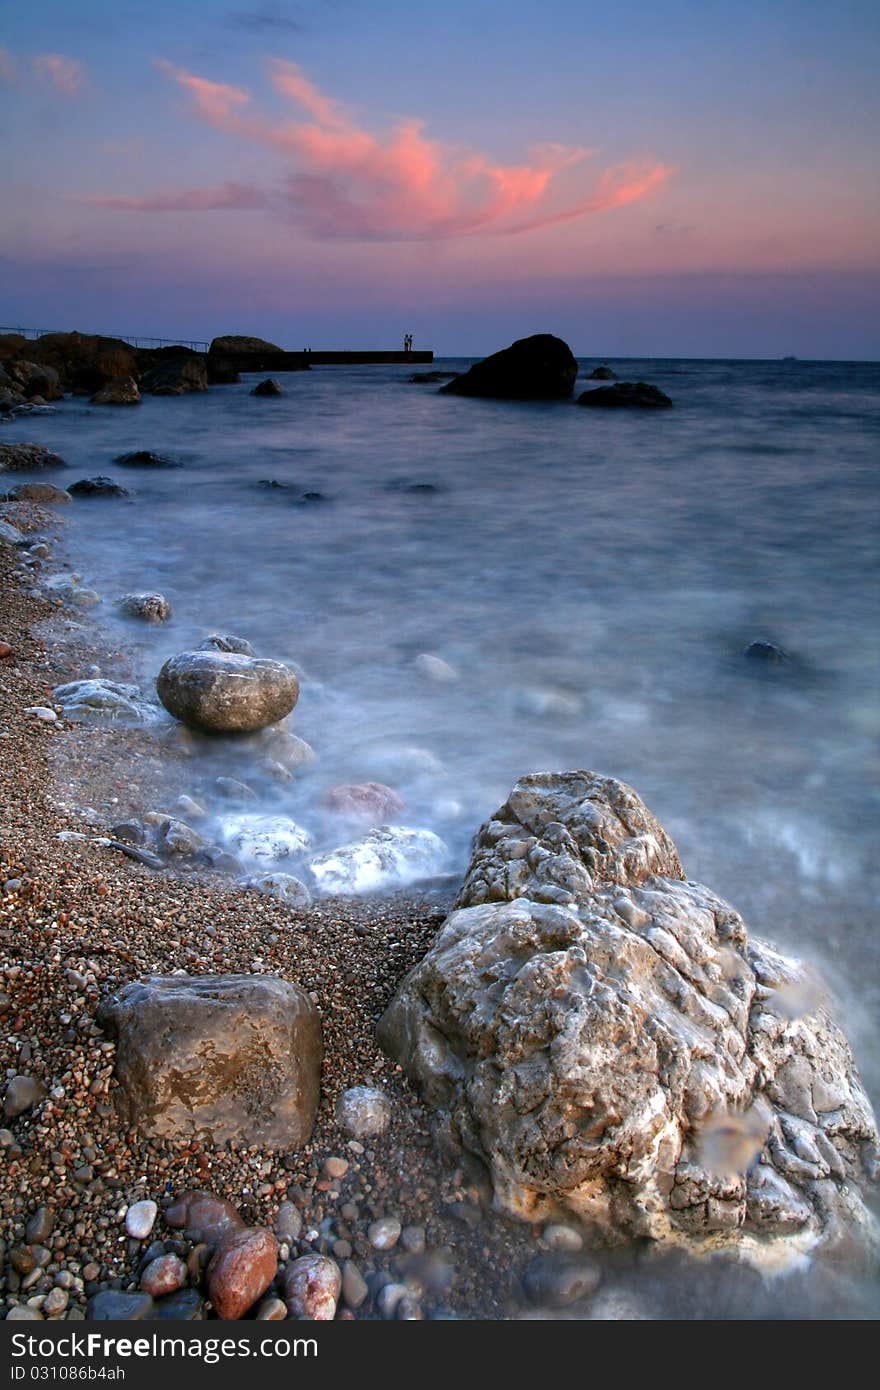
[125,1200,158,1239]
[282,1254,341,1321]
[156,817,208,857]
[118,593,172,623]
[541,1223,583,1252]
[4,1075,47,1119]
[54,678,157,723]
[223,814,313,865]
[164,1191,245,1247]
[25,1207,54,1244]
[410,371,459,383]
[335,1086,392,1139]
[578,381,672,408]
[197,633,255,656]
[340,1260,368,1310]
[140,1254,186,1297]
[215,776,256,802]
[141,354,208,396]
[320,782,405,824]
[274,1202,302,1245]
[401,1224,426,1253]
[587,364,616,380]
[43,1288,69,1317]
[108,842,166,871]
[207,1226,279,1320]
[88,1291,155,1320]
[0,443,67,473]
[115,450,182,469]
[0,519,26,547]
[157,650,299,733]
[176,795,207,819]
[25,331,136,392]
[251,378,284,397]
[379,770,880,1263]
[6,1306,45,1320]
[256,1296,288,1320]
[42,575,102,608]
[258,730,315,771]
[151,1288,205,1320]
[367,1216,401,1250]
[1,482,71,504]
[244,872,312,908]
[744,640,789,664]
[440,334,577,400]
[98,974,322,1148]
[91,376,141,405]
[521,1254,601,1308]
[69,477,130,498]
[5,359,64,400]
[309,826,448,895]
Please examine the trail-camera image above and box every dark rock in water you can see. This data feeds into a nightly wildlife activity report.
[210,335,283,357]
[440,334,577,401]
[114,450,181,468]
[251,377,284,397]
[198,633,255,656]
[587,364,617,380]
[151,1288,205,1320]
[91,376,141,405]
[118,592,172,623]
[0,443,67,473]
[69,477,130,498]
[88,1290,156,1321]
[1,482,71,504]
[215,776,257,802]
[207,360,241,385]
[257,478,290,490]
[379,770,880,1261]
[97,974,323,1148]
[157,649,299,732]
[141,354,208,396]
[297,491,328,504]
[410,371,459,383]
[744,640,789,664]
[578,381,672,409]
[521,1254,601,1308]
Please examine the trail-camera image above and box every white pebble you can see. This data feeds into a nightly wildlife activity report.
[124,1199,158,1240]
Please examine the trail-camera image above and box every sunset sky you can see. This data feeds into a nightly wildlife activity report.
[1,0,878,356]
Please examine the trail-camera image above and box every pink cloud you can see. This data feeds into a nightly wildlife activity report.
[84,183,267,212]
[34,52,87,96]
[95,59,672,242]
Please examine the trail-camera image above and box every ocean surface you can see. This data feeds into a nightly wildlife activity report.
[3,353,880,1314]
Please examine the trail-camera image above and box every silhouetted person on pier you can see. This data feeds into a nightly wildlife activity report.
[404,333,413,353]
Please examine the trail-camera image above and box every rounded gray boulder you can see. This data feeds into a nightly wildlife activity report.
[156,650,299,733]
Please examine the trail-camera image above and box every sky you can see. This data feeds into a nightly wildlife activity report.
[1,0,878,357]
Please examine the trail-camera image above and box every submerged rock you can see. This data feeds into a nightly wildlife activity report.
[578,382,672,409]
[0,442,67,473]
[54,678,157,723]
[320,782,405,823]
[251,377,284,397]
[91,376,141,405]
[744,640,789,665]
[115,450,182,469]
[440,334,577,400]
[309,825,448,895]
[335,1086,392,1139]
[156,650,299,733]
[98,974,322,1148]
[69,477,130,498]
[118,592,172,623]
[379,771,880,1264]
[164,1190,245,1247]
[223,813,313,865]
[587,364,617,380]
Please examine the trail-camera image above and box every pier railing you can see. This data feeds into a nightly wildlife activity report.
[0,325,210,352]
